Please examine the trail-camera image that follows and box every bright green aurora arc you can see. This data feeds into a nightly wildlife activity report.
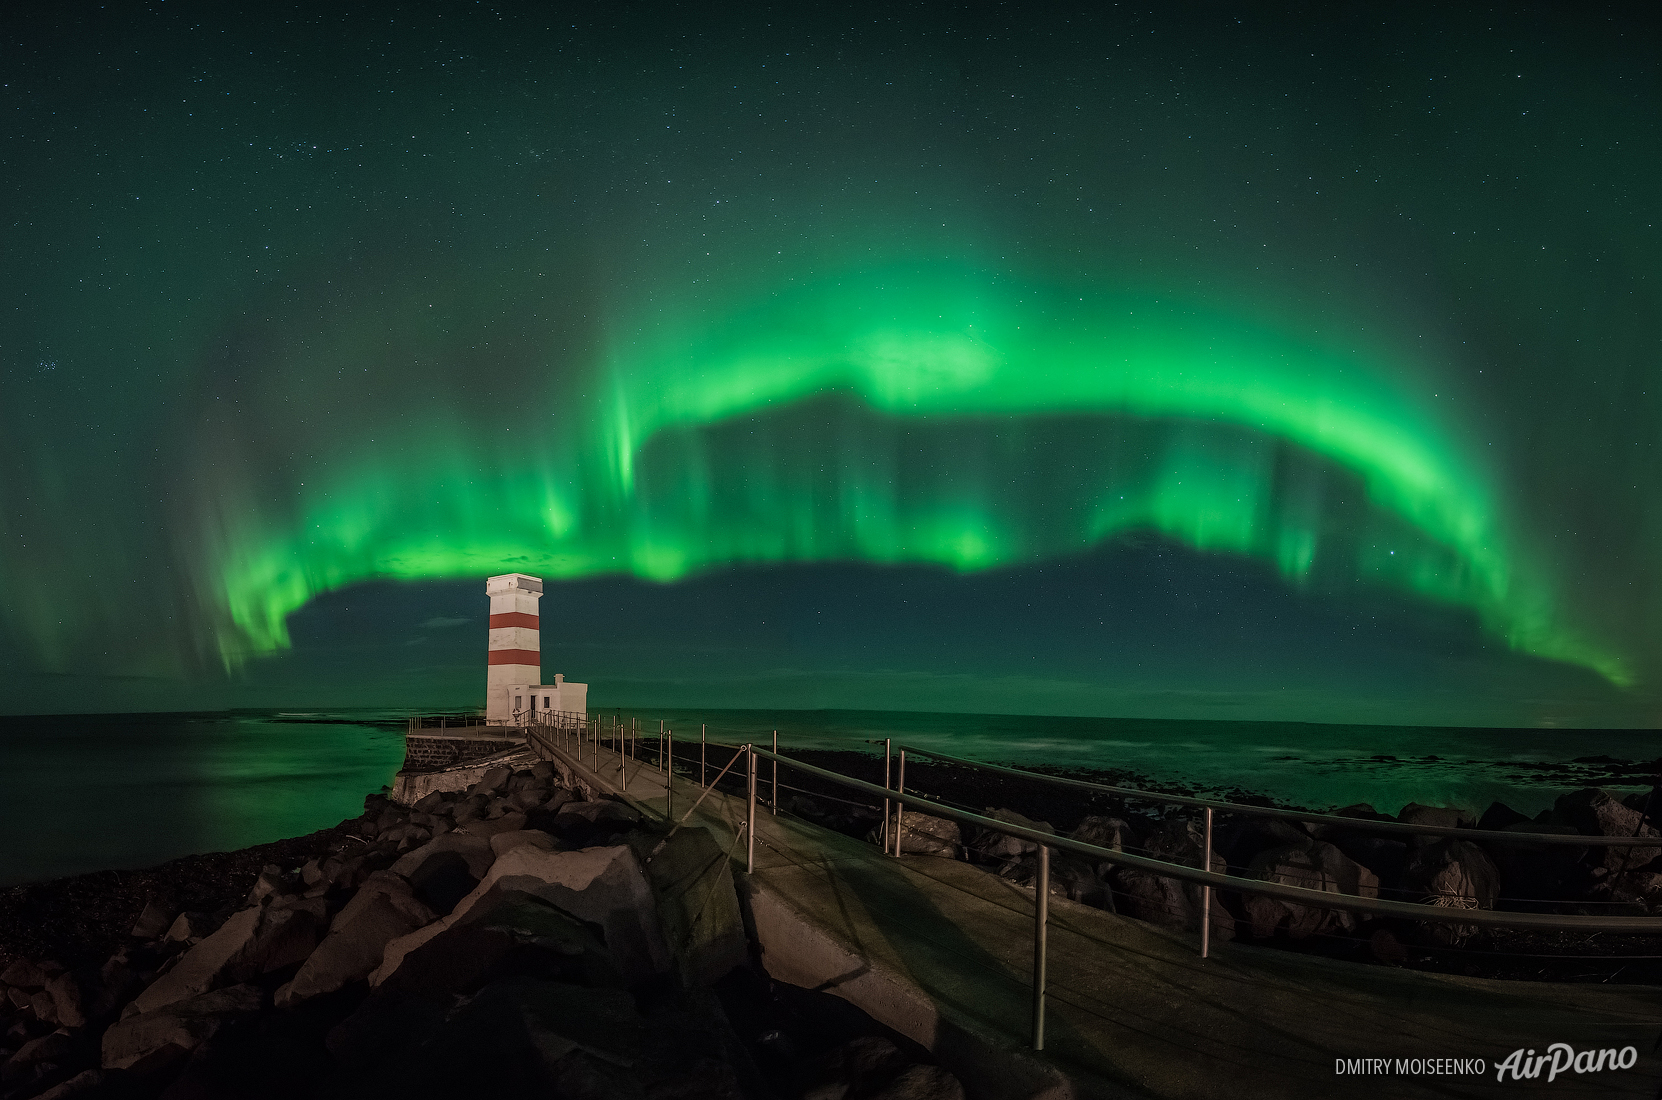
[211,262,1612,689]
[3,2,1659,723]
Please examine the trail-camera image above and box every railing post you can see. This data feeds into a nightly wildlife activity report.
[881,738,892,853]
[894,749,906,856]
[701,724,707,789]
[1201,806,1214,960]
[666,730,674,822]
[771,730,779,815]
[1033,843,1049,1051]
[746,744,757,874]
[659,719,665,773]
[618,714,627,794]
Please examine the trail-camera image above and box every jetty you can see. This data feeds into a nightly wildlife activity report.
[517,725,1662,1100]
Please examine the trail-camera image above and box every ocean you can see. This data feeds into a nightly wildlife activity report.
[1,707,1655,888]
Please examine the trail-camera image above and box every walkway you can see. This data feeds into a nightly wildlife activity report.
[532,731,1662,1100]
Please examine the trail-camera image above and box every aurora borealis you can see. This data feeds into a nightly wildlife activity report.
[3,2,1659,725]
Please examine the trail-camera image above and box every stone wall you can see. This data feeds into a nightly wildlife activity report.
[402,732,524,771]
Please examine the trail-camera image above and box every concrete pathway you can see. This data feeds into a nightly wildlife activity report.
[536,732,1662,1100]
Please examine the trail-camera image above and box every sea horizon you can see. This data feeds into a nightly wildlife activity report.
[2,706,1656,890]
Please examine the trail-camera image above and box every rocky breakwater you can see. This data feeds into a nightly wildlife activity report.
[0,761,968,1100]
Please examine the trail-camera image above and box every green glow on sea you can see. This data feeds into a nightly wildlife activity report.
[202,263,1621,686]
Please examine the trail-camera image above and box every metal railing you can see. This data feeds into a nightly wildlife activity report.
[516,717,1662,1051]
[723,743,1662,1053]
[896,744,1662,850]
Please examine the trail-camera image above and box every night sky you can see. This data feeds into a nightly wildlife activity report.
[3,2,1659,726]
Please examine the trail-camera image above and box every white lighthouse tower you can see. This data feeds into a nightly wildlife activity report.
[484,573,586,724]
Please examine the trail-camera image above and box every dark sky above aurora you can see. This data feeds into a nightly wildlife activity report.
[3,2,1660,727]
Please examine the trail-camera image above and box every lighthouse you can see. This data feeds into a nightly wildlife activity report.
[484,573,586,724]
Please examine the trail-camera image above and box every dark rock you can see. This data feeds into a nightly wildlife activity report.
[31,989,59,1026]
[390,833,495,882]
[32,1068,113,1099]
[1489,822,1584,901]
[1397,804,1472,844]
[1069,815,1138,853]
[1327,835,1407,889]
[1552,788,1661,872]
[130,902,321,1016]
[522,791,576,833]
[1240,841,1379,939]
[458,813,528,840]
[639,827,748,988]
[371,891,624,999]
[893,813,962,858]
[529,762,556,782]
[160,913,213,946]
[1477,802,1529,832]
[1331,804,1393,821]
[466,766,514,797]
[100,984,262,1075]
[807,1035,910,1098]
[412,791,448,814]
[44,972,89,1030]
[1,1030,75,1082]
[1401,838,1500,945]
[129,903,176,942]
[0,962,56,992]
[244,865,299,908]
[1115,818,1234,940]
[1611,871,1662,911]
[273,874,436,1008]
[489,830,560,859]
[869,1064,966,1100]
[448,844,669,984]
[969,808,1052,864]
[999,851,1110,908]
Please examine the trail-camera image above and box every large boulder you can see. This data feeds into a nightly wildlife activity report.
[448,845,669,984]
[130,902,177,941]
[0,960,59,990]
[391,833,495,880]
[640,827,748,987]
[871,1064,967,1100]
[1552,788,1661,872]
[367,890,626,999]
[1115,818,1234,941]
[1488,822,1584,901]
[1070,815,1138,853]
[1,1030,75,1083]
[274,873,437,1008]
[969,809,1052,864]
[1397,804,1472,846]
[1402,838,1500,945]
[129,903,319,1016]
[458,813,528,840]
[390,833,495,914]
[101,984,262,1075]
[894,813,962,858]
[1241,841,1379,939]
[331,974,738,1096]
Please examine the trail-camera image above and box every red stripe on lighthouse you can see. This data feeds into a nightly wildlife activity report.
[487,649,541,665]
[488,612,540,629]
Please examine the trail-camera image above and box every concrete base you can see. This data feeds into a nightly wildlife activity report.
[389,746,538,805]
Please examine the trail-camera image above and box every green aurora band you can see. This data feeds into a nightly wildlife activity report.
[199,263,1623,686]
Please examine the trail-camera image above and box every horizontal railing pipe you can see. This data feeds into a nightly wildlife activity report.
[896,744,1660,848]
[746,746,1662,934]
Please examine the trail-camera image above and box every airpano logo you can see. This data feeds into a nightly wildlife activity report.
[1494,1044,1638,1083]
